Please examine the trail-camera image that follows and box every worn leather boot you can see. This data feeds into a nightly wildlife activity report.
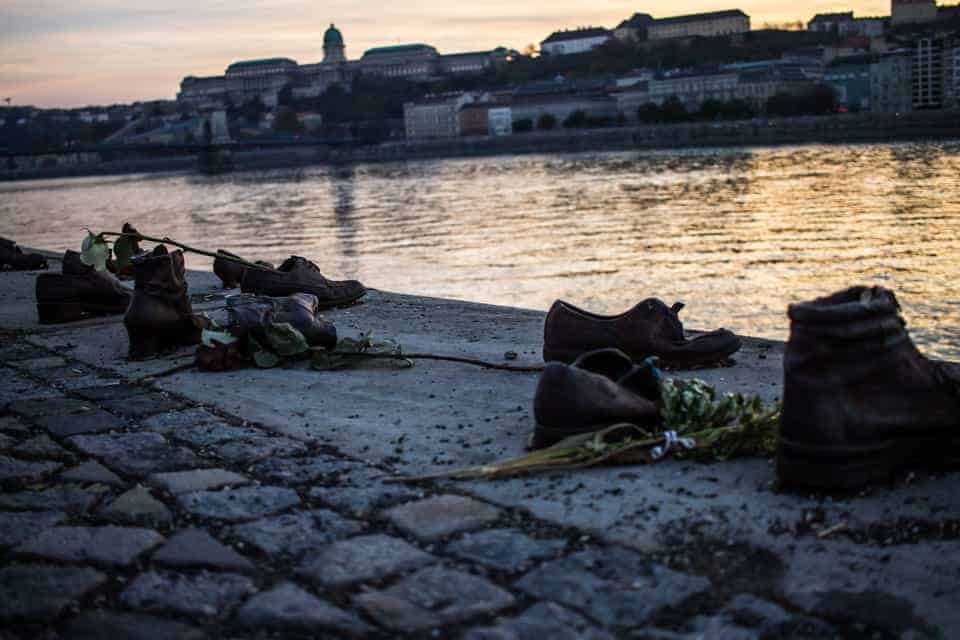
[543,299,741,369]
[778,286,960,490]
[0,237,47,271]
[226,293,337,350]
[241,256,366,309]
[531,348,661,450]
[35,251,131,324]
[124,245,202,359]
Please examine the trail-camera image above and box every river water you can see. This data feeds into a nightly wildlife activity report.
[3,142,960,357]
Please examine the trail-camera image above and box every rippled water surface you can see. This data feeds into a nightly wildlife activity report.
[3,143,960,357]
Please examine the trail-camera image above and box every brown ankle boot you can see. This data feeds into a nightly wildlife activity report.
[778,286,960,490]
[35,251,131,324]
[124,246,202,359]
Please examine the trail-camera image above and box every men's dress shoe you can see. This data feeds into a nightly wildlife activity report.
[0,237,47,271]
[124,246,202,359]
[214,250,275,289]
[543,299,741,369]
[226,293,337,350]
[240,256,366,309]
[35,250,130,324]
[531,348,661,450]
[778,286,960,490]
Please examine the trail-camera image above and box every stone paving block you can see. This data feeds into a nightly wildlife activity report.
[463,602,615,640]
[28,359,97,386]
[71,384,152,402]
[385,494,501,541]
[12,434,74,460]
[0,415,31,437]
[723,593,839,638]
[177,485,301,522]
[307,467,424,518]
[0,433,19,450]
[0,376,58,409]
[142,408,222,431]
[48,373,122,392]
[9,396,95,418]
[212,436,308,464]
[144,409,262,447]
[0,455,61,483]
[226,509,363,557]
[60,460,126,487]
[147,468,249,495]
[16,525,164,567]
[515,548,711,628]
[100,486,173,527]
[235,582,373,636]
[33,407,124,438]
[354,565,516,632]
[298,533,436,588]
[153,529,253,571]
[69,433,200,476]
[0,511,66,549]
[0,565,106,619]
[11,355,68,370]
[33,409,125,438]
[251,454,357,485]
[120,570,257,617]
[446,529,567,573]
[30,364,103,385]
[98,392,184,419]
[685,614,762,640]
[0,485,100,513]
[0,343,51,362]
[62,610,207,640]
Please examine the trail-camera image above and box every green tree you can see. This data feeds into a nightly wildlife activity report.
[513,118,534,132]
[637,102,662,123]
[272,107,301,133]
[240,97,267,124]
[563,110,588,128]
[537,114,557,130]
[660,96,688,123]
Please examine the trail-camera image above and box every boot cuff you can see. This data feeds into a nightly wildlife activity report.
[788,286,900,325]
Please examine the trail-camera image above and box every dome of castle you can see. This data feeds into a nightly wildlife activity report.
[324,24,344,46]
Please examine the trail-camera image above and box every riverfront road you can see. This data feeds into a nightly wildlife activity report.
[0,253,957,638]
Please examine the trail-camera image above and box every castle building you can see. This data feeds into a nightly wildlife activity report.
[646,9,750,40]
[323,24,346,63]
[177,24,511,108]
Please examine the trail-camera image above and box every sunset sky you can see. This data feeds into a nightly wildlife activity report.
[1,1,891,108]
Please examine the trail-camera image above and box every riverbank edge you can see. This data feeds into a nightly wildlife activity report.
[5,110,960,182]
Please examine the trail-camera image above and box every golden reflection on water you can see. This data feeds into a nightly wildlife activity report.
[2,143,959,357]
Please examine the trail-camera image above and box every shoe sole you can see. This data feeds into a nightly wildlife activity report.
[240,285,367,310]
[37,302,128,325]
[543,340,741,369]
[777,431,960,490]
[529,421,618,450]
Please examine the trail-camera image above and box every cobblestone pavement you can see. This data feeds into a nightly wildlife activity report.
[1,334,953,640]
[1,259,958,638]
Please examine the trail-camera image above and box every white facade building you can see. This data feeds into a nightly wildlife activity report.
[488,107,513,136]
[540,28,612,56]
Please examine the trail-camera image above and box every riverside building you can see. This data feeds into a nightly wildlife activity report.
[177,24,511,108]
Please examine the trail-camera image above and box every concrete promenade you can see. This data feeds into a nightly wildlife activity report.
[0,252,958,639]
